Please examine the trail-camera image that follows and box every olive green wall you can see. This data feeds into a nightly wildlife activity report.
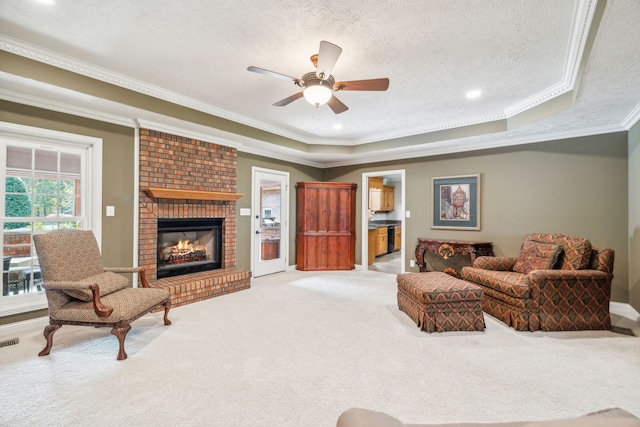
[323,134,630,303]
[1,101,135,325]
[629,120,640,312]
[236,153,323,271]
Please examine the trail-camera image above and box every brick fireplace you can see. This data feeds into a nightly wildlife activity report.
[138,129,251,308]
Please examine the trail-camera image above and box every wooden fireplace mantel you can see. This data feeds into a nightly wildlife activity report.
[143,187,244,202]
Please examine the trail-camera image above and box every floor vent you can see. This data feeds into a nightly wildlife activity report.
[0,337,19,348]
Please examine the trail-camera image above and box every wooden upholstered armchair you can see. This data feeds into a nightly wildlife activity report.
[33,229,171,360]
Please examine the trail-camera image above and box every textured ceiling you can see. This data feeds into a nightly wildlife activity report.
[1,0,639,167]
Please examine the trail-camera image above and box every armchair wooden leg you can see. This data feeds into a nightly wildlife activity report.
[163,298,172,326]
[38,323,61,357]
[111,323,132,361]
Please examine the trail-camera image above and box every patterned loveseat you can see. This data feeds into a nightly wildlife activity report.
[461,233,614,331]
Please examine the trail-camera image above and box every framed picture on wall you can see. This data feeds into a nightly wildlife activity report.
[431,173,481,230]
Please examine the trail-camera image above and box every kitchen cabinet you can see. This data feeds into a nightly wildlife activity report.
[382,185,394,211]
[367,228,377,265]
[368,177,383,211]
[368,176,394,212]
[296,182,357,271]
[394,225,401,251]
[376,226,388,256]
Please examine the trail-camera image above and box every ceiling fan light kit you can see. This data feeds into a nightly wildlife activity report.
[303,81,332,107]
[248,41,389,114]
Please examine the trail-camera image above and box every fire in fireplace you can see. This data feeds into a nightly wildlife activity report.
[157,218,222,278]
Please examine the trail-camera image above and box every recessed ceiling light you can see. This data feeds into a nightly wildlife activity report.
[333,123,343,130]
[36,0,55,4]
[466,89,482,99]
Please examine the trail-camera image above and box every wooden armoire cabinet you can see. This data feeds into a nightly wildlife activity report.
[296,182,357,271]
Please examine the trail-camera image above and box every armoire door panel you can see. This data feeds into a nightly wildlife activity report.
[296,182,357,271]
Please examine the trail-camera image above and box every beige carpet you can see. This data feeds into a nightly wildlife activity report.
[1,269,639,427]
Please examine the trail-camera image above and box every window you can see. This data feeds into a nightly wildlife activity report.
[0,122,102,315]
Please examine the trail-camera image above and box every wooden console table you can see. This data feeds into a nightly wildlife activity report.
[415,238,494,276]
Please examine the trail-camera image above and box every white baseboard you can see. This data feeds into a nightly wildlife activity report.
[611,301,640,321]
[0,316,48,340]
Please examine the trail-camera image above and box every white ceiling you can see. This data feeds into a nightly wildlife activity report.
[1,0,639,167]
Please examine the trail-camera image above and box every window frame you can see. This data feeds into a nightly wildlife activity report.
[0,121,102,316]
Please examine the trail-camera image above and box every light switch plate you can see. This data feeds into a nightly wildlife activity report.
[240,208,251,216]
[405,210,411,218]
[106,206,115,216]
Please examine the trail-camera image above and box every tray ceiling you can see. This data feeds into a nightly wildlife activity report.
[1,0,639,167]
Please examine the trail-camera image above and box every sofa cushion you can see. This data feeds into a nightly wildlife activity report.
[523,233,592,270]
[513,240,562,274]
[55,287,169,323]
[461,267,531,299]
[396,272,483,303]
[63,271,130,302]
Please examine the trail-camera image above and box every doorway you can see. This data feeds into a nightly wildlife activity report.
[362,170,406,275]
[251,167,289,277]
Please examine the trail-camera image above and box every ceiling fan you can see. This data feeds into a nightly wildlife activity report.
[247,41,389,114]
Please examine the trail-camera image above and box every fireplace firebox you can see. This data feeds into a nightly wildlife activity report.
[157,218,222,278]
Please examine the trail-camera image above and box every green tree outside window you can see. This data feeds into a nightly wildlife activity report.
[5,176,31,230]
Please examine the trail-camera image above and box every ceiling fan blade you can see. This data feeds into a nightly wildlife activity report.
[273,92,304,106]
[334,78,390,91]
[316,41,342,80]
[327,95,348,114]
[248,66,303,86]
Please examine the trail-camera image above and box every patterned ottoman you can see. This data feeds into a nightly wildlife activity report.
[397,272,485,332]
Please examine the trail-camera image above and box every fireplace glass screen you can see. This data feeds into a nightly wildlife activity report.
[157,218,222,278]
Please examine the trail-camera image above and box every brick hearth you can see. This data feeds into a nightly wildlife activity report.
[138,129,251,308]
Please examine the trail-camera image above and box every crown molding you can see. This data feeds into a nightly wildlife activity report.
[133,119,325,168]
[321,123,626,168]
[1,72,630,171]
[0,119,103,146]
[622,103,640,130]
[0,34,312,144]
[1,83,629,170]
[0,87,136,128]
[0,83,324,168]
[504,0,598,118]
[564,0,600,87]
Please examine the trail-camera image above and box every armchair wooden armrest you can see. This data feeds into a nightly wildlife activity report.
[40,281,114,318]
[89,284,113,317]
